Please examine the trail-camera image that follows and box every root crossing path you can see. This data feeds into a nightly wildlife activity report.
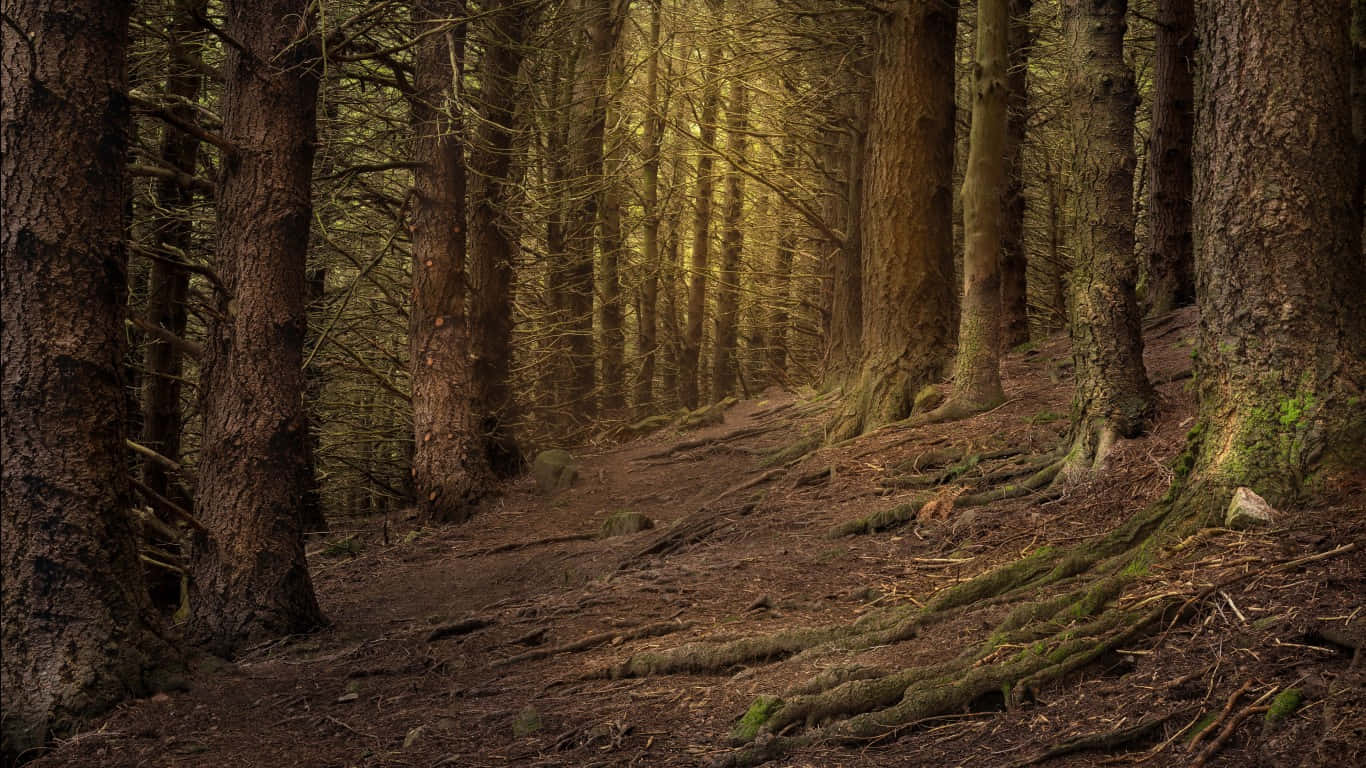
[36,311,1366,768]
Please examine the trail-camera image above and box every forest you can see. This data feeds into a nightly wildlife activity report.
[1,0,1364,765]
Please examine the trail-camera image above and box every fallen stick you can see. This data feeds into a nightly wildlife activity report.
[427,616,493,642]
[491,619,693,668]
[458,533,595,558]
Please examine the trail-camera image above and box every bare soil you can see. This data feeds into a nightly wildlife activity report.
[36,308,1366,768]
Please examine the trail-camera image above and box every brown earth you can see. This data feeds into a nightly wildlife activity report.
[32,308,1366,768]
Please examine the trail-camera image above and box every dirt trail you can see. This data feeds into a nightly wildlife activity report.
[36,309,1366,768]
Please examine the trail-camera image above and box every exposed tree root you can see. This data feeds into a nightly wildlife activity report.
[458,533,595,558]
[617,497,766,568]
[1003,709,1183,768]
[636,423,782,460]
[758,433,820,468]
[492,619,692,668]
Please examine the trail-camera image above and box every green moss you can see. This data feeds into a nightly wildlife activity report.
[1013,340,1039,354]
[1028,410,1063,425]
[323,536,362,557]
[1187,711,1219,742]
[731,695,784,742]
[1265,689,1302,724]
[512,705,542,737]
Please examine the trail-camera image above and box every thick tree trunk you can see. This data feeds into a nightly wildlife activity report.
[946,0,1009,414]
[827,1,957,439]
[1144,0,1195,316]
[681,0,725,409]
[823,83,867,389]
[190,0,325,654]
[1190,0,1365,507]
[1353,0,1364,244]
[1059,0,1153,473]
[141,0,206,505]
[999,0,1032,348]
[635,0,664,415]
[469,0,531,475]
[599,49,628,413]
[711,79,748,400]
[1,1,175,756]
[409,3,491,523]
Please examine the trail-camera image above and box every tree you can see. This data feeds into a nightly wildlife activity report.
[1059,0,1152,472]
[409,1,494,522]
[681,0,726,409]
[1,0,174,755]
[712,78,749,399]
[634,0,666,415]
[1144,0,1195,316]
[599,46,628,413]
[189,0,326,653]
[1189,0,1365,505]
[998,0,1032,347]
[826,0,957,440]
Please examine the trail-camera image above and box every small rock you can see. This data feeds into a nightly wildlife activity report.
[403,726,425,749]
[532,449,579,494]
[1225,486,1275,530]
[600,510,654,538]
[746,595,773,612]
[337,692,359,703]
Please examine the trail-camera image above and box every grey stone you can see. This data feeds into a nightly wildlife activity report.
[532,449,579,494]
[1225,486,1275,530]
[600,510,654,538]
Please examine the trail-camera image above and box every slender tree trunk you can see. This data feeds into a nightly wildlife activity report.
[946,0,1009,414]
[599,48,628,413]
[409,3,490,523]
[999,0,1032,347]
[711,79,748,400]
[1352,0,1364,244]
[1044,158,1068,333]
[1144,0,1195,316]
[190,0,325,653]
[141,0,206,505]
[681,0,725,409]
[823,60,868,388]
[768,140,798,382]
[469,0,532,475]
[1061,0,1153,473]
[1189,0,1365,508]
[635,0,664,415]
[1,2,176,755]
[827,0,958,439]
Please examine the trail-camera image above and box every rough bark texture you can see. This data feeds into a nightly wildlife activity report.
[999,0,1032,348]
[823,62,868,389]
[469,0,531,476]
[1353,0,1365,245]
[769,138,799,382]
[1190,0,1365,506]
[1061,0,1153,470]
[681,0,725,409]
[1144,0,1195,316]
[948,0,1009,413]
[634,0,664,415]
[190,0,325,654]
[711,79,748,400]
[141,0,206,504]
[409,3,491,524]
[1,0,174,756]
[828,1,957,439]
[599,48,628,413]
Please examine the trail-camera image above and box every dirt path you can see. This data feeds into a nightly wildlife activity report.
[37,309,1366,768]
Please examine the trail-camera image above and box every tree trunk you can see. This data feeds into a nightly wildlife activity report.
[823,68,868,389]
[946,0,1009,414]
[767,143,798,383]
[1189,0,1365,507]
[999,0,1032,348]
[599,47,628,413]
[681,0,725,409]
[409,3,491,523]
[469,0,532,475]
[1144,0,1195,316]
[635,0,664,415]
[190,0,325,654]
[711,79,748,400]
[827,0,957,439]
[2,1,175,755]
[1061,0,1153,472]
[1353,0,1364,245]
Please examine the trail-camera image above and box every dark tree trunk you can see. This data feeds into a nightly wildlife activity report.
[1189,0,1365,507]
[469,0,532,476]
[1353,0,1364,244]
[189,0,325,654]
[141,0,206,505]
[711,79,748,400]
[2,0,174,755]
[1144,0,1195,316]
[999,0,1032,348]
[635,0,664,415]
[769,139,799,383]
[300,266,328,532]
[599,48,628,413]
[1061,0,1153,472]
[681,0,725,409]
[410,2,490,522]
[827,0,958,439]
[823,64,868,389]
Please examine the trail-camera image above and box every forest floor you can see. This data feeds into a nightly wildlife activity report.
[37,308,1366,768]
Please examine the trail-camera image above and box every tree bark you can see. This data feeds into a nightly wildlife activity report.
[1189,0,1365,507]
[599,47,628,413]
[769,140,799,383]
[1144,0,1195,316]
[827,0,957,439]
[681,0,725,409]
[711,79,748,400]
[635,0,665,415]
[999,0,1032,348]
[946,0,1009,414]
[823,65,868,389]
[190,0,325,654]
[2,0,175,755]
[469,0,532,475]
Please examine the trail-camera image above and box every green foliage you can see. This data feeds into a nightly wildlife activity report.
[731,696,784,742]
[1265,689,1302,723]
[1028,410,1063,425]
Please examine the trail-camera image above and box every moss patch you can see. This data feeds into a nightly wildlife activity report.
[600,510,654,538]
[731,695,784,743]
[1265,688,1302,724]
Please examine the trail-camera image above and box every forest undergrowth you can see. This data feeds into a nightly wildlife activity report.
[33,309,1366,768]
